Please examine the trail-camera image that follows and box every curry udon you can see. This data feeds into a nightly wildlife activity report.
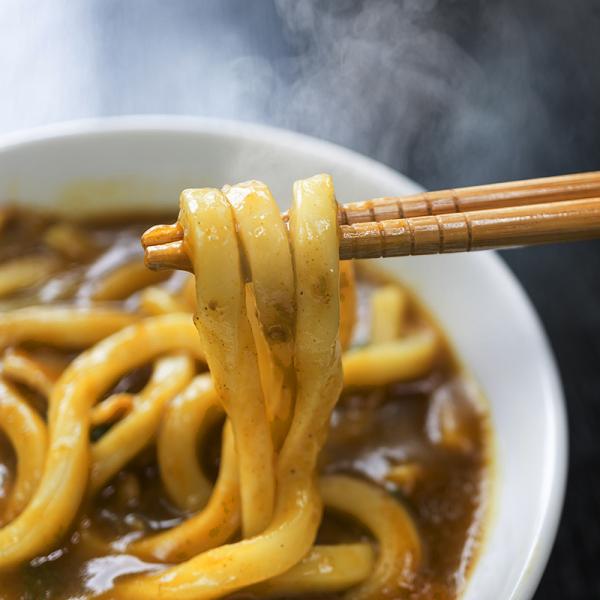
[0,175,490,599]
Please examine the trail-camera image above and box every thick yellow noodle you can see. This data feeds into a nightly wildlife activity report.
[0,379,47,525]
[224,180,296,448]
[1,348,59,398]
[339,261,357,351]
[320,475,422,599]
[43,222,96,260]
[180,274,197,311]
[343,328,438,386]
[180,187,276,537]
[248,544,375,598]
[91,261,169,301]
[139,286,189,315]
[89,353,195,494]
[90,393,134,425]
[371,284,407,343]
[0,314,203,569]
[0,306,138,350]
[0,255,59,298]
[128,421,239,563]
[157,374,224,512]
[112,174,344,598]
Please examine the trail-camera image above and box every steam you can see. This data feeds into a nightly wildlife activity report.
[1,0,598,187]
[276,1,480,180]
[268,0,560,187]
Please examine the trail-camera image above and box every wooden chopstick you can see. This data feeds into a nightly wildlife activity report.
[144,238,189,271]
[142,171,600,251]
[142,197,600,271]
[339,197,600,259]
[338,170,600,224]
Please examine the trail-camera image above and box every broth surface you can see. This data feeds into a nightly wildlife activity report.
[0,208,490,599]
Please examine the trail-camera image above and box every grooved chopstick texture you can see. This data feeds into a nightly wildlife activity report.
[339,171,600,223]
[143,195,600,270]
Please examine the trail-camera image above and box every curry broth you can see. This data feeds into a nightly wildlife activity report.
[0,209,490,599]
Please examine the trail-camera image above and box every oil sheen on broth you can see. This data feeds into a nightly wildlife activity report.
[0,208,490,599]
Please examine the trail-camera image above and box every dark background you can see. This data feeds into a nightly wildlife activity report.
[1,1,599,597]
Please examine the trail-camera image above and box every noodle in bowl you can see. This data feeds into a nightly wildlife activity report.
[0,116,566,599]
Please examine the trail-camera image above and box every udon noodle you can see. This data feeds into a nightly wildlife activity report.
[0,175,489,599]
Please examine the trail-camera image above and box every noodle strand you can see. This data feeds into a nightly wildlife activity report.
[0,314,203,569]
[0,306,139,350]
[112,174,342,599]
[0,379,47,526]
[181,188,275,538]
[225,181,296,449]
[320,475,422,599]
[90,353,195,494]
[129,421,239,563]
[157,374,224,512]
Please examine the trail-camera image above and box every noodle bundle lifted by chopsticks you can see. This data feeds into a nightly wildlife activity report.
[0,174,450,599]
[111,174,421,599]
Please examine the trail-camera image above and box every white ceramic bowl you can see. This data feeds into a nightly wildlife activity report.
[0,116,567,600]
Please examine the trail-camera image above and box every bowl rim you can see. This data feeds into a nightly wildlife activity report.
[0,115,568,600]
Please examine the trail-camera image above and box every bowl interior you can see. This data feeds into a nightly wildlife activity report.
[0,117,567,600]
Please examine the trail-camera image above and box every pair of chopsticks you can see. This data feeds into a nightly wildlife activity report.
[142,171,600,271]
